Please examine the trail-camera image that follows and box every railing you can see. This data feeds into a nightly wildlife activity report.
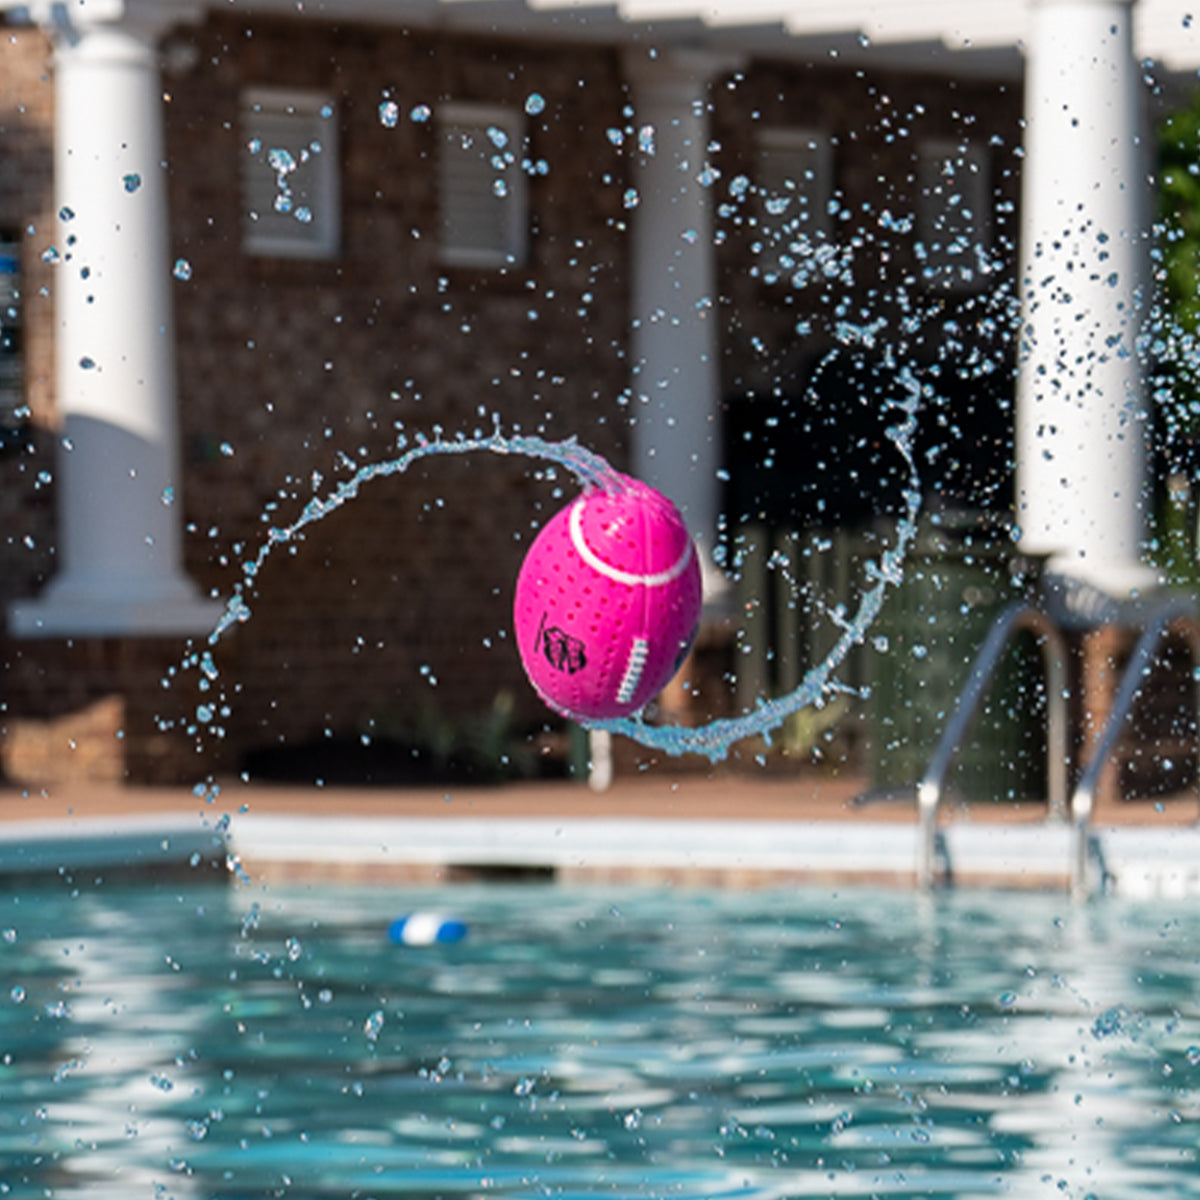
[915,603,1069,889]
[584,524,870,790]
[1068,597,1200,898]
[733,524,874,719]
[910,591,1200,897]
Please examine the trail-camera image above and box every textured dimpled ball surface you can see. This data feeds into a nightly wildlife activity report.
[513,477,702,721]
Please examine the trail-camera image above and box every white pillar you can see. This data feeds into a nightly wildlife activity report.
[624,50,735,601]
[8,6,218,637]
[1015,0,1157,595]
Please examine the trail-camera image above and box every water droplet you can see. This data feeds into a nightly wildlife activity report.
[172,258,192,281]
[364,1009,385,1044]
[524,92,546,116]
[379,100,399,128]
[58,206,74,221]
[10,985,25,1003]
[79,356,96,370]
[41,246,60,264]
[123,173,142,193]
[1091,1005,1127,1039]
[267,147,296,175]
[410,104,432,123]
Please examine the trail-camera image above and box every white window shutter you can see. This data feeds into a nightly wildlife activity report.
[916,138,991,291]
[438,103,527,269]
[755,128,833,284]
[241,88,340,260]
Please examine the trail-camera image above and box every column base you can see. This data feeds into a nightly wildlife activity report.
[1042,553,1162,600]
[8,574,224,638]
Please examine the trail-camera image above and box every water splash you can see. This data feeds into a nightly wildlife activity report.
[185,94,1023,765]
[203,384,919,762]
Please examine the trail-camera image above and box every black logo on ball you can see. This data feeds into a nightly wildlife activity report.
[537,614,587,675]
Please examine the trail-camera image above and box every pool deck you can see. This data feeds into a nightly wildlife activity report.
[2,766,1199,896]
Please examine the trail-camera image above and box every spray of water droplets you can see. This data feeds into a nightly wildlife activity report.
[176,91,1042,766]
[196,378,920,762]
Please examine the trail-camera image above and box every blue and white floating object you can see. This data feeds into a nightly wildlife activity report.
[387,912,468,946]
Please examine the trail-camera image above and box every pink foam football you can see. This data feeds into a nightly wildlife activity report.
[514,476,702,720]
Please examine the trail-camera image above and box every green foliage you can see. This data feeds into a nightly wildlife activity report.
[1150,476,1200,588]
[1152,97,1200,585]
[1159,100,1200,338]
[1156,96,1200,442]
[363,690,541,782]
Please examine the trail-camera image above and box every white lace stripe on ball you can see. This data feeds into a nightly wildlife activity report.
[616,637,649,705]
[568,500,694,587]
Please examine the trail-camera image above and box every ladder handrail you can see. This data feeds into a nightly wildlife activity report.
[1069,596,1200,898]
[917,602,1069,889]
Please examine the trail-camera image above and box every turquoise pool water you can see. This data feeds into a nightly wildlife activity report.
[1,881,1197,1199]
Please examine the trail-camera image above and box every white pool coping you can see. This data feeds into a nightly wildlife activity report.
[0,814,227,879]
[0,811,1198,896]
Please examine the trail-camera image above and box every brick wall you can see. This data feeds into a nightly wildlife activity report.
[711,61,1024,527]
[1,15,639,785]
[8,14,1154,795]
[156,18,633,781]
[0,14,1033,786]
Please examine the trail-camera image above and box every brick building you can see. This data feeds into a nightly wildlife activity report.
[0,0,1194,791]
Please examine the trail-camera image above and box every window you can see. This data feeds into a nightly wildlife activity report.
[437,103,528,269]
[241,88,340,260]
[754,128,833,285]
[0,238,23,439]
[916,138,991,290]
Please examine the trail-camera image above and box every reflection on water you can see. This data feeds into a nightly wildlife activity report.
[1,882,1198,1198]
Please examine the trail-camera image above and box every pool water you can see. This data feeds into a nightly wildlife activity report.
[1,881,1197,1199]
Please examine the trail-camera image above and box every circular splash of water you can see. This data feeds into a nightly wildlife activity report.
[204,377,921,763]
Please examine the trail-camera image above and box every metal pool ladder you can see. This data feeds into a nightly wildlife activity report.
[1065,596,1200,898]
[916,593,1200,897]
[915,602,1069,889]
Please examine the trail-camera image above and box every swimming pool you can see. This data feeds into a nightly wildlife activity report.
[1,881,1197,1199]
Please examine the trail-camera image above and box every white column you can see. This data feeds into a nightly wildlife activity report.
[8,7,218,637]
[1015,0,1157,595]
[624,50,735,601]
